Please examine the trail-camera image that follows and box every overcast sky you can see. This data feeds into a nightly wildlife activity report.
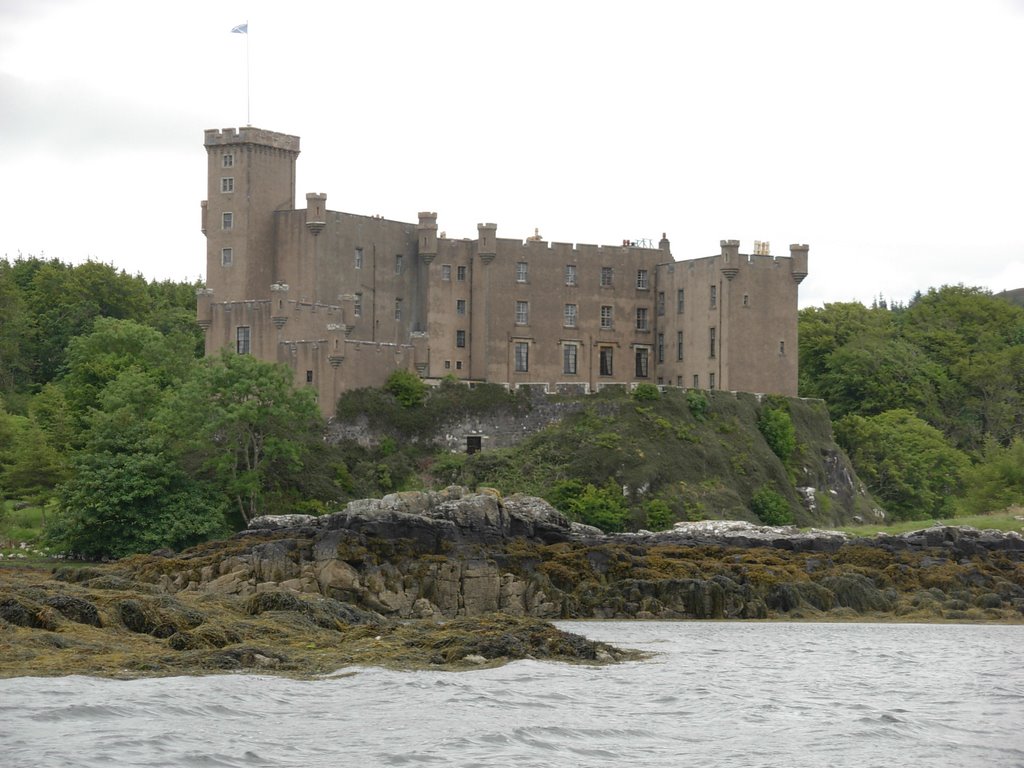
[2,0,1022,308]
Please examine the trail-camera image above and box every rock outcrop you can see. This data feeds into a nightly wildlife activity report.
[109,489,1024,624]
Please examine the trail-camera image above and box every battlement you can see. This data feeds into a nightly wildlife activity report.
[204,127,301,153]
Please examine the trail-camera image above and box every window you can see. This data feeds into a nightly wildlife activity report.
[236,326,250,355]
[657,333,664,363]
[306,370,313,383]
[221,247,233,267]
[636,269,649,290]
[516,262,528,283]
[677,376,683,387]
[456,361,463,370]
[693,374,699,388]
[600,267,613,287]
[222,212,233,230]
[354,293,362,317]
[565,264,577,286]
[354,247,364,269]
[442,264,451,281]
[564,303,577,328]
[457,265,467,281]
[743,293,749,307]
[563,344,578,375]
[657,292,665,316]
[636,307,649,331]
[515,301,529,325]
[709,327,716,358]
[456,299,466,315]
[223,153,234,168]
[221,177,234,193]
[444,360,451,369]
[394,298,402,320]
[599,347,614,376]
[677,289,685,313]
[677,331,684,360]
[456,330,466,348]
[514,342,529,372]
[600,305,613,329]
[710,285,717,308]
[635,348,649,378]
[395,254,403,274]
[709,373,716,389]
[779,340,785,355]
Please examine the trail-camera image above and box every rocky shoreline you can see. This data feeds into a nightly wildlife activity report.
[3,488,1022,678]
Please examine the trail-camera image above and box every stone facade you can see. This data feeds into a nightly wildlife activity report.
[198,127,809,416]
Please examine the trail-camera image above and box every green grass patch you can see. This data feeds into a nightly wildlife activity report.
[834,509,1024,537]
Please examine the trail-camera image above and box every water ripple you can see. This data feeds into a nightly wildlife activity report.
[2,622,1022,767]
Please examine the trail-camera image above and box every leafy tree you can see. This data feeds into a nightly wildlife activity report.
[957,438,1024,515]
[835,409,970,520]
[50,451,227,559]
[798,302,893,398]
[164,350,325,524]
[0,261,30,397]
[385,369,428,407]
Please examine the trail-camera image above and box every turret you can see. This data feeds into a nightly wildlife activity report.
[659,232,671,254]
[417,212,438,263]
[720,239,741,280]
[477,222,497,264]
[789,244,809,284]
[305,193,326,236]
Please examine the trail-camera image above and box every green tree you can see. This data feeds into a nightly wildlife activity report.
[50,451,227,559]
[957,438,1024,515]
[0,261,30,397]
[835,409,970,520]
[798,302,893,398]
[165,350,325,524]
[385,369,428,407]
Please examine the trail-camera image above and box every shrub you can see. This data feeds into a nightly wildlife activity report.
[758,404,796,464]
[643,499,674,531]
[750,487,794,526]
[568,483,630,533]
[632,383,660,402]
[687,390,709,420]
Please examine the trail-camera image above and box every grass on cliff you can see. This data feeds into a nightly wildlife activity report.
[836,508,1024,537]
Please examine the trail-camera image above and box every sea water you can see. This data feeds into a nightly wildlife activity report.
[1,622,1021,767]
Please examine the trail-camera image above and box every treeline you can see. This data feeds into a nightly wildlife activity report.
[0,257,348,558]
[2,255,1023,557]
[798,286,1024,519]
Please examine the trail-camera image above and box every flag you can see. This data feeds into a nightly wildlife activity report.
[231,23,248,34]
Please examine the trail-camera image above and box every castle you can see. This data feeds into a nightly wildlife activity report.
[198,127,808,416]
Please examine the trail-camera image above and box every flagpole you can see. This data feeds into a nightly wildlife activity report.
[245,20,250,126]
[231,22,251,126]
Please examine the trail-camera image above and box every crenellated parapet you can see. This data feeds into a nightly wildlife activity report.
[204,127,300,154]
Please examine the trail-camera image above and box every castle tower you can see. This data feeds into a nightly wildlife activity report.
[201,127,300,302]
